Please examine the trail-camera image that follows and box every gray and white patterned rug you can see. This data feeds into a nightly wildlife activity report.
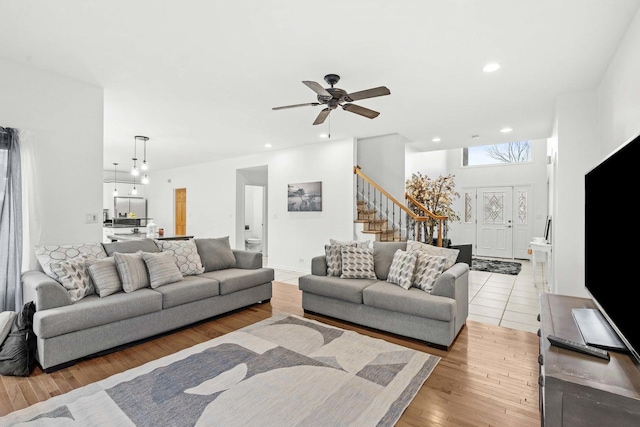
[1,314,440,426]
[471,258,522,275]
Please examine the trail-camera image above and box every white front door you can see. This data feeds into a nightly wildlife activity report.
[476,186,513,258]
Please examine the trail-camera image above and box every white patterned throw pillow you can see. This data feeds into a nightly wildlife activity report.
[406,240,459,270]
[412,253,448,293]
[330,239,371,249]
[387,249,418,290]
[325,242,354,276]
[340,247,377,279]
[35,242,107,281]
[51,254,95,302]
[155,239,205,276]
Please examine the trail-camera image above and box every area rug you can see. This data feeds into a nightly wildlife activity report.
[471,258,522,275]
[1,314,440,427]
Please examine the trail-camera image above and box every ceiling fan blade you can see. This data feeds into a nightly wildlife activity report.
[272,102,321,110]
[313,108,331,125]
[342,103,380,119]
[346,86,390,102]
[302,81,332,98]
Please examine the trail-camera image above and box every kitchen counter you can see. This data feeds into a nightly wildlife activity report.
[106,233,194,242]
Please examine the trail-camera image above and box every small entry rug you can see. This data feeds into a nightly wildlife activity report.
[472,258,522,275]
[1,314,440,427]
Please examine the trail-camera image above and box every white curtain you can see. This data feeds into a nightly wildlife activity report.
[0,126,23,311]
[20,130,42,272]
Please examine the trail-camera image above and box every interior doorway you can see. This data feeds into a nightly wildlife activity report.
[175,188,187,235]
[236,166,268,256]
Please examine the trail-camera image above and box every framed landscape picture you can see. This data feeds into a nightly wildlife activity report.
[288,181,322,212]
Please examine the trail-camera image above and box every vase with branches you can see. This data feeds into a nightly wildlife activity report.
[405,172,461,243]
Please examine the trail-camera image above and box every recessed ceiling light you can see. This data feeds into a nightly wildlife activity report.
[264,143,272,148]
[483,63,501,73]
[319,133,329,138]
[500,127,513,133]
[432,137,441,142]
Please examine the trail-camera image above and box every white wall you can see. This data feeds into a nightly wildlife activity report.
[598,6,640,157]
[0,58,104,267]
[357,133,407,203]
[405,147,448,181]
[550,7,640,297]
[145,138,355,272]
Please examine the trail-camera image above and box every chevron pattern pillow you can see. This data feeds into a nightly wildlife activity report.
[412,252,448,292]
[325,242,355,276]
[386,249,418,290]
[51,254,95,302]
[330,239,371,249]
[340,247,376,279]
[406,240,459,270]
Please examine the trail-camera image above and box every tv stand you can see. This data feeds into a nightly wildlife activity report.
[539,294,640,426]
[572,308,627,351]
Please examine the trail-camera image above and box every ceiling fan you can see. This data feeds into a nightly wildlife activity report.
[272,74,390,125]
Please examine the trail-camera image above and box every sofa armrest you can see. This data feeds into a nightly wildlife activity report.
[311,255,327,276]
[431,263,469,300]
[232,250,262,269]
[22,270,72,311]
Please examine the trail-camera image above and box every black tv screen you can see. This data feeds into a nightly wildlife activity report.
[585,132,640,364]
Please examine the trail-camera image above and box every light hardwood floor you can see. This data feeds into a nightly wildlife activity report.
[0,282,541,426]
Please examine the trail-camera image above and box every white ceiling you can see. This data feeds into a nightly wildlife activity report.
[1,0,639,172]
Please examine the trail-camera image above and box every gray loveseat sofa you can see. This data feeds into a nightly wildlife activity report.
[22,237,273,372]
[299,241,469,349]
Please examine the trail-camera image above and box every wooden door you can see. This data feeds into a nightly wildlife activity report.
[476,186,513,258]
[175,188,187,235]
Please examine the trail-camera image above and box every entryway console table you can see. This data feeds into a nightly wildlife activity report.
[538,294,640,426]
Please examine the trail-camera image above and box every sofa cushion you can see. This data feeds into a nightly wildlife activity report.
[113,252,150,292]
[340,247,376,279]
[141,251,184,289]
[195,237,237,272]
[386,250,418,290]
[35,242,107,280]
[155,239,205,276]
[406,240,459,270]
[33,289,163,339]
[363,281,455,322]
[412,253,448,293]
[102,238,160,257]
[200,268,274,295]
[373,241,407,280]
[50,254,95,302]
[152,275,220,309]
[87,257,122,297]
[298,274,378,304]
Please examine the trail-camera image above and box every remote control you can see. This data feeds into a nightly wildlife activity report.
[547,335,610,360]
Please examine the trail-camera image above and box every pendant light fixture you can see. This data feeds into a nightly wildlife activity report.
[131,136,139,176]
[131,173,138,196]
[138,136,149,171]
[112,163,118,196]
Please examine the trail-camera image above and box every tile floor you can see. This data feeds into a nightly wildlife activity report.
[265,256,548,334]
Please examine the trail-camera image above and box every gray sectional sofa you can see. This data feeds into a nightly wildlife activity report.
[22,237,273,372]
[299,241,469,349]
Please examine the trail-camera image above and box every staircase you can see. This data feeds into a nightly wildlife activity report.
[354,166,448,245]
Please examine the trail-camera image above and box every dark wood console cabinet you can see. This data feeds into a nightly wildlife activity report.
[538,294,640,426]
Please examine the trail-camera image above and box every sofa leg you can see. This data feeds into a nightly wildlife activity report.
[258,299,271,304]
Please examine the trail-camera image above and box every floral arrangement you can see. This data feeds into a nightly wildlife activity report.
[405,172,460,242]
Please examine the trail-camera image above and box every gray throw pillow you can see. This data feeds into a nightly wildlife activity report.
[141,251,184,289]
[50,254,96,302]
[87,257,123,297]
[194,237,237,272]
[412,253,448,293]
[102,239,160,257]
[387,249,418,290]
[155,239,204,276]
[340,247,376,279]
[406,240,459,270]
[113,252,150,292]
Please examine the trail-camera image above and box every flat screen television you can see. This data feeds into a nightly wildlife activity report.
[584,131,640,365]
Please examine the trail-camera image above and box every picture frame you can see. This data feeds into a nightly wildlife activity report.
[287,181,322,212]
